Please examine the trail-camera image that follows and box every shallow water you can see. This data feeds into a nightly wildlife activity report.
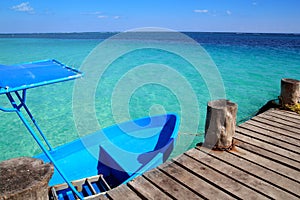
[0,32,299,161]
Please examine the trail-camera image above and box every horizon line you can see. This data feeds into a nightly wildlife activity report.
[0,31,299,35]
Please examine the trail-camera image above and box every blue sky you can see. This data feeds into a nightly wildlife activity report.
[1,0,299,33]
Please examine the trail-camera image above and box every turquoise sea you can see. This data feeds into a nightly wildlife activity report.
[0,32,299,162]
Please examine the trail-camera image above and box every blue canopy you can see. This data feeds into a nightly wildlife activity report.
[0,59,83,94]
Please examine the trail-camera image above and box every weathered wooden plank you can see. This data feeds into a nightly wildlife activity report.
[236,126,300,155]
[235,140,300,171]
[158,159,233,200]
[265,110,300,125]
[271,109,300,119]
[197,147,300,198]
[257,113,300,129]
[240,122,300,147]
[174,151,269,199]
[127,176,172,200]
[251,116,300,134]
[185,148,298,200]
[143,168,204,199]
[97,108,300,200]
[269,109,300,120]
[106,185,142,200]
[245,119,300,140]
[229,145,300,182]
[234,131,300,163]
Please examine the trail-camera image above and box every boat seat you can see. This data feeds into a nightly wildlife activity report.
[98,138,175,184]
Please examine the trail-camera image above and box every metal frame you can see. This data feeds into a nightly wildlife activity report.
[1,89,84,199]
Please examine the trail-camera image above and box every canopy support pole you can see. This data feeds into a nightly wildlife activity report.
[15,90,53,151]
[4,92,84,200]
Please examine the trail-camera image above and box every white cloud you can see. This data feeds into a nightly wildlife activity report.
[11,2,34,13]
[226,10,232,15]
[80,11,102,15]
[81,11,120,20]
[194,9,209,13]
[98,15,108,19]
[81,11,120,19]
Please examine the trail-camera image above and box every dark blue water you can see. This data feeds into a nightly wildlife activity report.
[1,32,299,47]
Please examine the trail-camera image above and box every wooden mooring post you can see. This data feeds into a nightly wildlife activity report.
[204,99,238,150]
[280,78,300,106]
[0,157,53,200]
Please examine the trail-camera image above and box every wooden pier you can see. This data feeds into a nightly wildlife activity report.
[98,109,300,199]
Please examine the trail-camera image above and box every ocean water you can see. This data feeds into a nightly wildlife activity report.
[0,32,299,162]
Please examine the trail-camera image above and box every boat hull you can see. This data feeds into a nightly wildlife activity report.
[35,113,179,197]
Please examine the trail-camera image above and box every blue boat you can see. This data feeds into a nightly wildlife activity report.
[0,60,180,200]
